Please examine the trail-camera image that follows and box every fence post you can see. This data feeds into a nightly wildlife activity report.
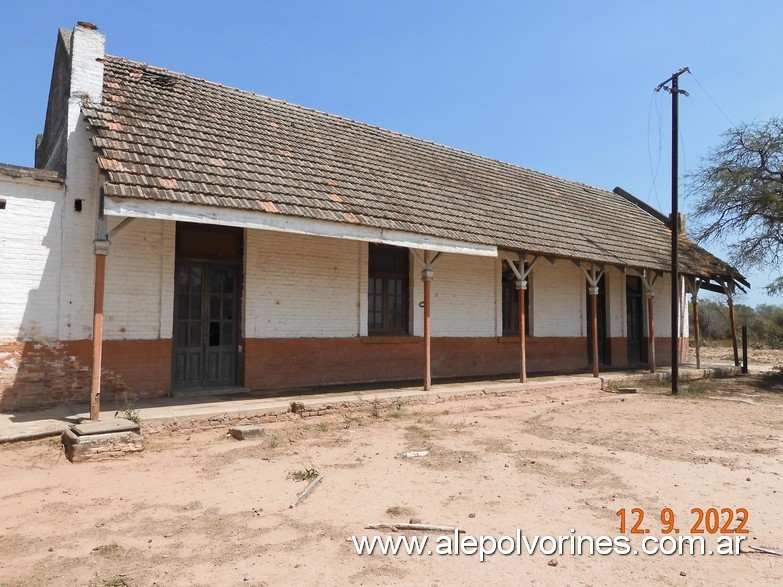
[741,324,748,374]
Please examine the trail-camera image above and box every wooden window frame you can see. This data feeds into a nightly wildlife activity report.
[368,244,410,335]
[502,263,531,337]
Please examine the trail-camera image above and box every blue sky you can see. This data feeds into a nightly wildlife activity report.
[1,1,781,306]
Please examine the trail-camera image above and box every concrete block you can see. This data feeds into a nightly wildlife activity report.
[229,425,265,440]
[62,418,143,462]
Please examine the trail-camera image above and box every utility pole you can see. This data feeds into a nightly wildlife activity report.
[655,67,689,395]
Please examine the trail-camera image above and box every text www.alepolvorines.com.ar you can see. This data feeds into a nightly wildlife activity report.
[351,530,747,561]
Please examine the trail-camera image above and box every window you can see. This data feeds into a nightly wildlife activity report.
[502,263,531,336]
[368,244,409,334]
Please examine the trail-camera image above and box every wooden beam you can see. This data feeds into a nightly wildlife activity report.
[105,196,498,258]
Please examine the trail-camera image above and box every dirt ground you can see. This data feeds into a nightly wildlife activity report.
[1,360,782,586]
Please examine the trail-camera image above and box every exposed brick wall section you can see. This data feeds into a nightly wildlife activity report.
[243,336,592,391]
[0,339,171,411]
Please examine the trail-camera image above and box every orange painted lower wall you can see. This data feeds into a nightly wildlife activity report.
[1,335,689,410]
[244,336,593,391]
[0,339,171,411]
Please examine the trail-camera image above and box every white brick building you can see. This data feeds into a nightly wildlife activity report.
[0,24,746,412]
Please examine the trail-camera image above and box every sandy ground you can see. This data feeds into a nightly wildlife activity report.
[696,345,783,368]
[1,365,782,586]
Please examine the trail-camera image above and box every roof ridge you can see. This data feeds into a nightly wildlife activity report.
[102,54,625,200]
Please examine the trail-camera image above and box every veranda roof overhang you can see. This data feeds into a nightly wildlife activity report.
[102,195,498,258]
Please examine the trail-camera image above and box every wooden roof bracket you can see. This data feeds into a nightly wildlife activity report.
[684,275,701,297]
[505,253,538,285]
[583,264,604,290]
[640,269,658,298]
[95,186,135,254]
[411,249,443,273]
[108,217,135,240]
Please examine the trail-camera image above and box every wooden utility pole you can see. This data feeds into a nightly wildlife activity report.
[655,67,689,394]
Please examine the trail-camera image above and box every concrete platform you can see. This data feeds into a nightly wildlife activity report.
[0,363,750,444]
[62,417,144,463]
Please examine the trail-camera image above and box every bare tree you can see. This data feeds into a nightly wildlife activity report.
[689,118,783,295]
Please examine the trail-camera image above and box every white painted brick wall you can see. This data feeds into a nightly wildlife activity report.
[420,253,496,337]
[0,178,65,341]
[244,230,362,338]
[59,113,102,340]
[648,274,687,338]
[56,23,107,341]
[103,219,174,340]
[530,260,584,337]
[606,266,625,338]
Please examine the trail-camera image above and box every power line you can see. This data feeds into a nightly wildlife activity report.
[688,71,735,127]
[646,89,664,211]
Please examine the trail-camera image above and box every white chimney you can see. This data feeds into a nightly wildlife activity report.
[68,22,105,123]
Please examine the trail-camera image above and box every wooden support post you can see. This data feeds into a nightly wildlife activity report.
[505,254,537,384]
[647,294,656,373]
[412,250,441,393]
[692,296,701,369]
[583,266,603,378]
[691,284,701,370]
[518,281,527,383]
[91,241,110,421]
[589,287,599,377]
[727,293,739,367]
[640,271,658,374]
[423,275,432,391]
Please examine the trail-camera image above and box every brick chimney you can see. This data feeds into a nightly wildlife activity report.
[69,22,105,105]
[36,22,106,171]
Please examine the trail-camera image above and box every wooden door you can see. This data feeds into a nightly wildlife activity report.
[173,222,242,390]
[626,276,646,363]
[173,263,239,389]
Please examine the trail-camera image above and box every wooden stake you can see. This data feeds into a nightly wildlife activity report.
[290,472,325,508]
[365,523,459,532]
[90,252,107,421]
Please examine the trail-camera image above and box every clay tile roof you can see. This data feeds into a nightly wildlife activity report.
[82,55,745,283]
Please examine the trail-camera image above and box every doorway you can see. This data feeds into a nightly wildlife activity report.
[626,276,646,364]
[173,223,243,389]
[586,274,610,365]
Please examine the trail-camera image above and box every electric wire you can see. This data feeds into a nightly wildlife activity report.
[646,89,664,212]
